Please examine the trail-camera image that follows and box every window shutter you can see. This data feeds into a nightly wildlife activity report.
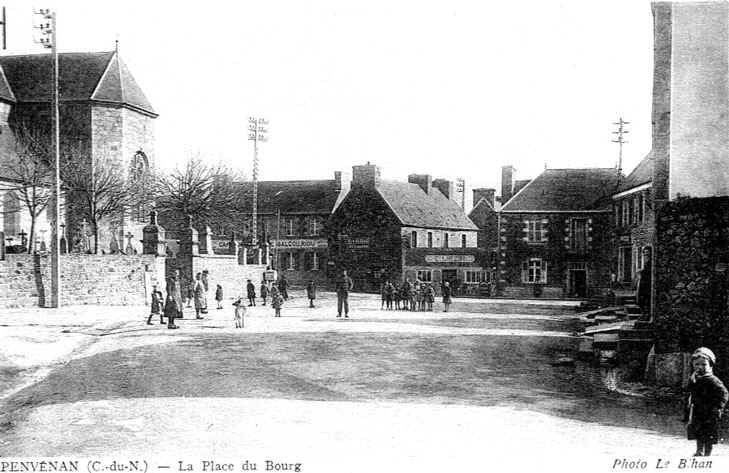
[521,261,528,283]
[541,219,549,242]
[542,261,548,283]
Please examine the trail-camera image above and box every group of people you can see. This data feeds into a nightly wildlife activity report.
[147,268,208,329]
[380,278,452,312]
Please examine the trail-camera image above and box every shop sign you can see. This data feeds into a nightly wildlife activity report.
[273,239,328,249]
[425,254,475,264]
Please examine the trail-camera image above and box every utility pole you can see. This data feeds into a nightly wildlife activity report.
[247,117,268,247]
[455,178,465,210]
[0,7,7,49]
[34,8,60,307]
[612,117,630,179]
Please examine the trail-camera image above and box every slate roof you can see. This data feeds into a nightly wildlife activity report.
[376,180,478,230]
[501,168,621,212]
[235,179,345,214]
[0,65,16,103]
[616,151,653,193]
[0,51,156,116]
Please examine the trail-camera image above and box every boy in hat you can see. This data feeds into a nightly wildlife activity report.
[684,347,729,457]
[232,297,246,328]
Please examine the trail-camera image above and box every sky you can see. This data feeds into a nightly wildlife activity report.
[3,0,656,209]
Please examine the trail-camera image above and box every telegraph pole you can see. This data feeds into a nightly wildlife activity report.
[247,117,268,246]
[34,8,61,307]
[612,117,630,178]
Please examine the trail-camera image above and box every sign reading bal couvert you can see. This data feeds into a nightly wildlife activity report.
[272,239,328,249]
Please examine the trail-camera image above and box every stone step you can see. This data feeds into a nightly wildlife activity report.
[624,304,642,314]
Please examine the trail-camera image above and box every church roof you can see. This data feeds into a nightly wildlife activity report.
[376,180,478,231]
[0,51,156,116]
[0,65,16,103]
[501,168,621,212]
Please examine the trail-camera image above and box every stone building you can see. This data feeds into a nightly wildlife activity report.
[0,50,156,254]
[328,163,485,294]
[232,172,348,286]
[611,152,654,288]
[498,168,619,299]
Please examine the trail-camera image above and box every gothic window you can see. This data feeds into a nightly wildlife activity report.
[129,151,150,222]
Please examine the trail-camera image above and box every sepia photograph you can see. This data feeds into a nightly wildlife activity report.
[1,0,728,471]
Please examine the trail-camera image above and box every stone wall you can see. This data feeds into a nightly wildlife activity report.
[0,253,163,309]
[654,196,729,379]
[191,255,267,302]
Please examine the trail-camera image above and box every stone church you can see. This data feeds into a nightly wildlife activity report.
[0,49,156,254]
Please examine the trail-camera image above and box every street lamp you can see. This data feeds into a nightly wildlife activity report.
[34,8,61,307]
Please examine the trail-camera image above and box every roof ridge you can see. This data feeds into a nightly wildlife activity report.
[90,51,117,101]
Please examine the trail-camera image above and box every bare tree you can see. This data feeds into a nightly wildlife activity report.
[153,157,244,234]
[0,124,53,253]
[61,155,132,254]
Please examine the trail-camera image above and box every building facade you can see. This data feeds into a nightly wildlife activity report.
[0,50,156,254]
[612,152,654,288]
[328,163,485,294]
[498,168,619,299]
[232,172,348,286]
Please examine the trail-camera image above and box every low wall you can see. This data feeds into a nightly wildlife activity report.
[191,255,267,302]
[654,196,729,380]
[0,253,163,308]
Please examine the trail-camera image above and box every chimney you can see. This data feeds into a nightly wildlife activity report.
[334,171,342,190]
[432,178,455,200]
[501,165,514,203]
[408,174,433,194]
[352,162,381,188]
[473,188,495,208]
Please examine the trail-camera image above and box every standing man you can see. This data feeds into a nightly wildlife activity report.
[279,274,289,301]
[306,280,317,308]
[336,270,354,318]
[201,270,210,314]
[166,269,184,321]
[246,279,257,307]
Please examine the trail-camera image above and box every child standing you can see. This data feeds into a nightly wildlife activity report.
[215,284,224,309]
[271,285,284,317]
[685,347,729,457]
[442,281,452,312]
[425,284,435,311]
[233,297,246,328]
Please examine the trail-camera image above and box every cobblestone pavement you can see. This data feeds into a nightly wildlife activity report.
[0,294,710,472]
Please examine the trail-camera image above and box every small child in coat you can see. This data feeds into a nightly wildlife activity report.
[233,297,246,328]
[260,281,269,306]
[684,347,729,457]
[271,286,284,317]
[215,284,224,309]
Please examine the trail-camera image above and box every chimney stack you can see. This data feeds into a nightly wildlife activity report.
[334,171,342,190]
[473,188,495,208]
[352,162,381,188]
[408,174,433,194]
[432,178,455,200]
[501,165,514,203]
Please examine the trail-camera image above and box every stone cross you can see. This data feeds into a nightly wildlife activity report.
[125,232,135,254]
[18,229,27,248]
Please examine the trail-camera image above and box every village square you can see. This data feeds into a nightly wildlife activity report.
[2,1,729,472]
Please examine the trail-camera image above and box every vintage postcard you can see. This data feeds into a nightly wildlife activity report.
[1,0,728,472]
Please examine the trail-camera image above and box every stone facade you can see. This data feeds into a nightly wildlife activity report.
[499,212,613,299]
[653,196,729,378]
[0,253,164,308]
[612,187,655,287]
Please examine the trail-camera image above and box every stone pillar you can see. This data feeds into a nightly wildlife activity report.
[142,211,167,256]
[229,231,240,257]
[263,242,270,265]
[179,215,199,256]
[199,225,213,255]
[257,247,262,265]
[241,247,247,266]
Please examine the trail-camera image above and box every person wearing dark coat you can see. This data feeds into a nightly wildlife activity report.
[260,281,269,306]
[684,347,729,457]
[163,293,179,329]
[147,285,164,325]
[335,270,354,318]
[306,280,317,308]
[166,270,184,319]
[193,272,205,320]
[441,281,452,312]
[246,279,257,306]
[215,284,223,309]
[279,275,289,300]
